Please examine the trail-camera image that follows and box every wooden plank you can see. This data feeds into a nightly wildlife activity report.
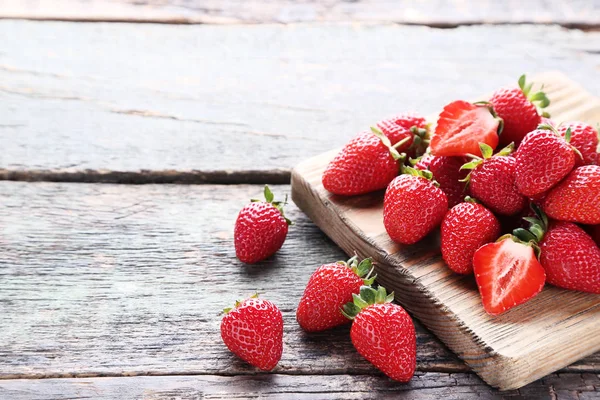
[1,22,600,180]
[291,71,600,391]
[0,181,465,378]
[1,0,600,27]
[0,373,599,399]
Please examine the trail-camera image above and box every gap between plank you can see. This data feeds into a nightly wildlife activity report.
[0,18,599,31]
[0,169,291,185]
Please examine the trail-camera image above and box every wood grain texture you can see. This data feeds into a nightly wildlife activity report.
[1,372,600,399]
[0,182,467,379]
[291,71,600,390]
[1,22,600,180]
[1,0,600,27]
[0,182,597,390]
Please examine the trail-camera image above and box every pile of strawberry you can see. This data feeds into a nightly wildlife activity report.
[220,75,600,384]
[322,75,600,316]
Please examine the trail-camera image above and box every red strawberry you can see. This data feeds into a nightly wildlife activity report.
[542,165,600,224]
[413,154,434,171]
[473,237,546,315]
[428,156,469,208]
[463,143,527,215]
[296,256,376,332]
[234,186,292,264]
[539,222,600,293]
[383,169,448,245]
[514,127,576,197]
[441,200,501,274]
[221,295,283,371]
[322,128,407,196]
[388,112,428,131]
[382,112,430,157]
[558,122,598,166]
[430,100,501,157]
[342,286,416,382]
[375,119,413,153]
[490,75,549,147]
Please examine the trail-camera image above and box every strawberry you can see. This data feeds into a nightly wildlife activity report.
[514,126,577,197]
[234,186,292,264]
[472,236,546,315]
[428,156,469,208]
[221,295,283,371]
[322,127,408,196]
[558,122,599,166]
[342,286,416,382]
[430,100,501,157]
[462,143,527,215]
[413,154,434,171]
[441,199,501,275]
[387,112,428,131]
[489,75,550,147]
[542,165,600,225]
[383,168,448,245]
[539,222,600,293]
[296,256,376,332]
[380,113,430,157]
[375,119,413,153]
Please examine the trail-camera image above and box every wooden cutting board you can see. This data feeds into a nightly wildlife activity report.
[291,71,600,391]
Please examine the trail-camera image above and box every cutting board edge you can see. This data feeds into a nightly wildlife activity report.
[291,162,600,391]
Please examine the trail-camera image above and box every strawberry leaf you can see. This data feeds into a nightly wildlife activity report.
[518,74,527,92]
[479,143,493,159]
[264,185,274,203]
[352,293,369,309]
[360,286,376,305]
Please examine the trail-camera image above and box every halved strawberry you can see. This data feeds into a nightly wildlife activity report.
[472,237,546,316]
[430,101,501,157]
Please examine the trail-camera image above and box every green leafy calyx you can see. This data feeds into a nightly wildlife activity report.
[252,185,294,226]
[340,255,377,286]
[519,74,551,118]
[371,126,407,163]
[508,203,549,258]
[341,285,394,320]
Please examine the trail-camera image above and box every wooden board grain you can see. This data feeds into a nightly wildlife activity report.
[1,0,600,27]
[1,22,600,180]
[1,372,599,400]
[291,71,600,390]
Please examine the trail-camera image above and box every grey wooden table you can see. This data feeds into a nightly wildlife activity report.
[1,2,600,399]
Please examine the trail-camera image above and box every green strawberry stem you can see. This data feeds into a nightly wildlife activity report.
[341,285,394,320]
[251,185,294,226]
[519,74,550,110]
[370,126,407,162]
[503,203,550,258]
[459,142,514,186]
[344,255,377,285]
[464,196,479,204]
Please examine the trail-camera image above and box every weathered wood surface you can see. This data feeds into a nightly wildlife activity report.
[291,71,600,390]
[2,0,600,27]
[1,22,600,181]
[0,182,597,387]
[2,372,600,399]
[0,182,466,379]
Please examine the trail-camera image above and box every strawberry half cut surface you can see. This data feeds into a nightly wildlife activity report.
[430,101,501,157]
[472,237,546,316]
